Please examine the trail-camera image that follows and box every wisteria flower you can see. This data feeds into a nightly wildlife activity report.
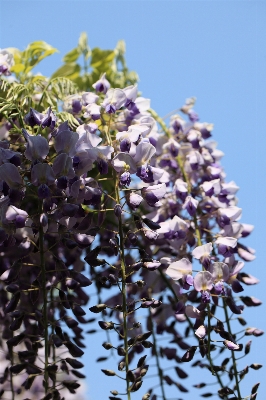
[92,72,110,94]
[22,129,49,161]
[142,183,166,207]
[192,242,213,269]
[183,195,198,216]
[216,236,237,257]
[102,88,126,113]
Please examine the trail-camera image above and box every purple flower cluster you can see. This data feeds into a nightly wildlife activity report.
[0,59,262,400]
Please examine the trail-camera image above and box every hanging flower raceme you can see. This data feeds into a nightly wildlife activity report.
[0,43,261,400]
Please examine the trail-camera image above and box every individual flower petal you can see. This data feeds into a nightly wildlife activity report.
[31,163,55,186]
[102,88,127,113]
[166,258,192,281]
[22,129,49,161]
[216,236,237,257]
[111,153,137,174]
[193,271,214,291]
[0,163,22,188]
[209,262,229,282]
[192,243,213,259]
[201,179,221,197]
[83,103,101,120]
[142,183,166,207]
[218,206,242,227]
[54,130,79,157]
[52,153,75,178]
[82,92,99,105]
[133,142,156,165]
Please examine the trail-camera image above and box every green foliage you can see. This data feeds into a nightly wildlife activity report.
[0,32,138,129]
[8,41,58,78]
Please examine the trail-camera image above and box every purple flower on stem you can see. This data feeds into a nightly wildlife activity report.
[183,195,198,216]
[192,243,213,269]
[216,236,237,257]
[92,72,110,94]
[142,183,166,207]
[119,171,131,187]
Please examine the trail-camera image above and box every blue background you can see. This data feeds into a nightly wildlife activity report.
[1,1,265,399]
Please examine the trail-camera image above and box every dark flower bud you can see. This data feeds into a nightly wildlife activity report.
[57,175,68,189]
[127,230,137,245]
[102,342,113,350]
[64,317,78,329]
[89,304,107,313]
[127,370,136,382]
[143,218,161,230]
[98,321,114,330]
[97,159,108,175]
[7,333,25,347]
[72,305,86,317]
[10,363,26,374]
[9,313,24,332]
[114,204,122,218]
[101,369,116,376]
[65,342,84,357]
[4,292,20,314]
[117,346,126,356]
[6,283,19,293]
[72,272,92,287]
[51,334,63,348]
[65,358,84,369]
[118,361,125,371]
[181,346,197,362]
[38,184,50,199]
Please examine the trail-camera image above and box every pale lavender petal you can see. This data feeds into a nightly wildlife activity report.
[166,258,192,281]
[6,206,28,221]
[0,163,22,188]
[192,243,213,259]
[209,262,229,282]
[31,163,55,186]
[111,153,137,174]
[133,142,156,165]
[194,271,214,291]
[52,153,75,178]
[23,130,49,161]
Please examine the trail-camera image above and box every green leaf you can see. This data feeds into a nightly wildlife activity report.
[10,64,25,74]
[22,41,58,73]
[91,48,115,69]
[63,47,81,63]
[51,63,80,79]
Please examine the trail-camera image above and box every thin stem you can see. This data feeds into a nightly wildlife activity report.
[149,309,166,400]
[39,201,49,394]
[114,174,131,400]
[50,288,56,390]
[8,344,14,400]
[223,298,242,399]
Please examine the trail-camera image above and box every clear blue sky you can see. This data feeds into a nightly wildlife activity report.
[1,1,266,399]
